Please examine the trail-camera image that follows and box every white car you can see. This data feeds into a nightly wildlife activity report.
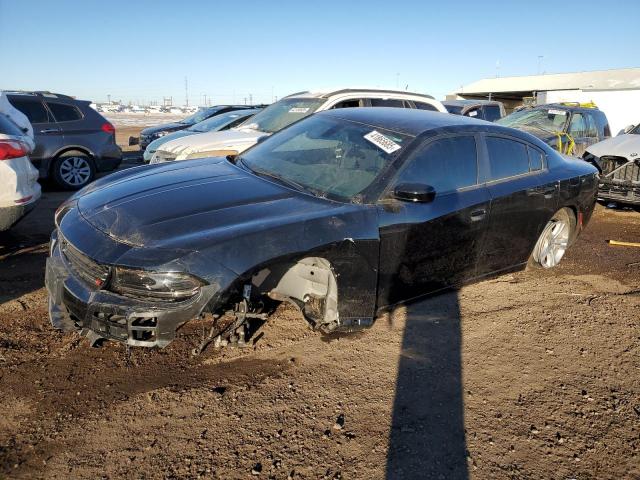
[584,124,640,208]
[0,113,41,231]
[150,88,446,163]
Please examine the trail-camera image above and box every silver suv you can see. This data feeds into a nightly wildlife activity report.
[7,91,122,189]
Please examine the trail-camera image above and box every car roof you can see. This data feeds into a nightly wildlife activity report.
[5,90,76,101]
[443,100,501,107]
[284,87,435,101]
[319,107,488,136]
[530,103,600,113]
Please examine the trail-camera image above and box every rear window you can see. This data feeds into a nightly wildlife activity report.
[9,99,51,123]
[486,136,530,180]
[370,98,404,108]
[47,102,83,122]
[0,114,24,136]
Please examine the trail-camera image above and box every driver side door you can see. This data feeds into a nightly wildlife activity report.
[377,134,491,307]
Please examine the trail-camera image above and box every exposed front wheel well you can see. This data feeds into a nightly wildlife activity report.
[252,257,340,333]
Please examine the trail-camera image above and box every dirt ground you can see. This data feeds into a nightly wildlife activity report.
[0,141,639,478]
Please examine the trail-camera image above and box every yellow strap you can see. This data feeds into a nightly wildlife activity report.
[608,240,640,248]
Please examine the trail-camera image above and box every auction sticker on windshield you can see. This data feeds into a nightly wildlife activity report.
[289,107,310,113]
[364,130,402,154]
[548,109,567,116]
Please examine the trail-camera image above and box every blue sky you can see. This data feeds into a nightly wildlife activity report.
[1,0,638,105]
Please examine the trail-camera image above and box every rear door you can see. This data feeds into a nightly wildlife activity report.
[377,134,491,306]
[477,135,558,276]
[8,96,63,172]
[45,101,89,151]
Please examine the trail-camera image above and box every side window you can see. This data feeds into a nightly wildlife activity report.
[486,136,530,180]
[9,99,51,124]
[584,114,598,138]
[483,105,502,122]
[397,136,478,193]
[528,146,544,171]
[46,102,83,122]
[568,113,587,137]
[414,102,438,111]
[332,99,362,109]
[370,98,404,108]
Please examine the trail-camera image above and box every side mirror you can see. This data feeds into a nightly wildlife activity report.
[392,183,436,203]
[623,124,635,134]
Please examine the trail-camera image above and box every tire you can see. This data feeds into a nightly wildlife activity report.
[528,208,576,269]
[52,152,96,190]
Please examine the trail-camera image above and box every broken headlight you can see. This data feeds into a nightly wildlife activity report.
[109,267,204,301]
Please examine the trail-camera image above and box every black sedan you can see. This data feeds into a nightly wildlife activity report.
[134,105,260,150]
[46,108,598,349]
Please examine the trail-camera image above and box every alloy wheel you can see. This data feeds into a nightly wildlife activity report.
[533,218,570,268]
[59,156,92,187]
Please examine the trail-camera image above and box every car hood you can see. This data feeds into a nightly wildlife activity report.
[517,126,558,146]
[141,122,190,136]
[75,158,344,252]
[158,128,268,158]
[586,134,640,158]
[146,130,195,152]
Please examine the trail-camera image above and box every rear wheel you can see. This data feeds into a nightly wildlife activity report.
[529,208,575,269]
[52,152,95,190]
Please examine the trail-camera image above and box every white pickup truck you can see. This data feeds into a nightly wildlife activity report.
[150,88,446,163]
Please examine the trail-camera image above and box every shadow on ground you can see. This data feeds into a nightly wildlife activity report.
[386,290,467,479]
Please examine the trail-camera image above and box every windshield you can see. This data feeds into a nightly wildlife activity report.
[497,108,568,132]
[629,124,640,134]
[188,110,253,133]
[236,97,325,134]
[240,115,413,201]
[180,107,221,125]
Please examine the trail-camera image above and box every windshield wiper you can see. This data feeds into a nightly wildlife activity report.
[251,167,308,191]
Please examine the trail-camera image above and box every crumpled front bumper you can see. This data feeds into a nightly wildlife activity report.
[45,230,217,348]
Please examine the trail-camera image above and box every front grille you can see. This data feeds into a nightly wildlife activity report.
[600,156,640,183]
[60,235,110,287]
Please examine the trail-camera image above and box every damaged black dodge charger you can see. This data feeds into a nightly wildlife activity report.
[46,108,598,349]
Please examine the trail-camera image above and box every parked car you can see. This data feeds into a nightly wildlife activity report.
[143,108,261,163]
[583,123,640,208]
[134,105,260,151]
[0,113,41,231]
[46,108,597,349]
[150,88,447,163]
[442,100,505,121]
[6,91,122,190]
[497,103,611,157]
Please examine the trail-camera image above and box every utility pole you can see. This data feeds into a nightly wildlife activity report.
[107,94,111,104]
[537,55,544,75]
[184,76,189,107]
[249,93,253,105]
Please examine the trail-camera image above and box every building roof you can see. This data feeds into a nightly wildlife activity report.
[457,68,640,96]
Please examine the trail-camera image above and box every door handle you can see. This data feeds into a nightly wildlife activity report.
[470,209,487,221]
[39,128,58,134]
